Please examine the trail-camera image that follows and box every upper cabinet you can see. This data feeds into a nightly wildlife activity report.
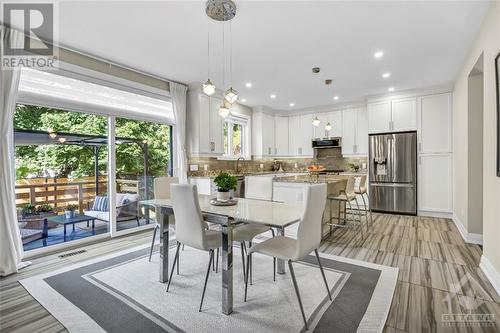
[288,114,313,157]
[252,112,290,157]
[187,92,224,156]
[342,107,368,156]
[368,98,417,133]
[274,116,289,156]
[418,93,452,153]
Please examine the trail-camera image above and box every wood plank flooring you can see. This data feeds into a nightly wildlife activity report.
[1,213,499,332]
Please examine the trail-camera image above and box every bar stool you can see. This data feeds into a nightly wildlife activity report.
[355,175,373,227]
[327,176,364,240]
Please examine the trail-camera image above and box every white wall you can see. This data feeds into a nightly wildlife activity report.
[453,1,500,282]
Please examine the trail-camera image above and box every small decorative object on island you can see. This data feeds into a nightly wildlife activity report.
[213,171,237,202]
[65,204,78,219]
[347,162,360,172]
[307,164,325,182]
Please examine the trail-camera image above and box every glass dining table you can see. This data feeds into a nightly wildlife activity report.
[140,195,304,315]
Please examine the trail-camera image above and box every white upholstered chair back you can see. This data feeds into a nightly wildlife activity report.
[357,175,367,194]
[294,183,327,261]
[154,177,178,199]
[345,177,356,200]
[245,176,273,201]
[171,184,207,250]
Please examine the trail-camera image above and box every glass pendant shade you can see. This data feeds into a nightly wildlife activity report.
[219,104,231,118]
[312,117,321,127]
[202,79,216,96]
[224,87,238,104]
[325,122,332,131]
[49,133,57,139]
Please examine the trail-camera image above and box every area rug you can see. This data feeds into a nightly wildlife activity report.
[20,243,398,333]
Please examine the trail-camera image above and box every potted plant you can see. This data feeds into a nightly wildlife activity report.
[213,171,237,202]
[22,203,36,216]
[65,204,78,219]
[36,203,53,214]
[347,162,360,172]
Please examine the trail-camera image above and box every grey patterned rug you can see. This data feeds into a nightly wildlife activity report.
[20,244,397,333]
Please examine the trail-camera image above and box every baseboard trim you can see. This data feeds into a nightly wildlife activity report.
[451,214,483,245]
[418,210,453,219]
[479,255,500,298]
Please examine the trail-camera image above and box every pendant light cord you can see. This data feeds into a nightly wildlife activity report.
[207,30,210,78]
[230,20,232,87]
[222,22,225,89]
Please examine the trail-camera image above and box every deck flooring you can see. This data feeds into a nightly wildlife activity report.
[1,213,499,332]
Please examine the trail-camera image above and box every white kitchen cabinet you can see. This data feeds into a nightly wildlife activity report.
[342,107,367,156]
[392,97,417,132]
[368,101,391,133]
[299,114,314,156]
[274,116,289,155]
[368,98,416,133]
[418,93,452,154]
[262,112,275,156]
[288,115,301,156]
[418,154,452,213]
[187,92,224,156]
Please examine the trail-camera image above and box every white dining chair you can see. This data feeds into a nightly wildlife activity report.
[244,184,331,330]
[232,176,275,283]
[166,184,222,312]
[149,177,178,262]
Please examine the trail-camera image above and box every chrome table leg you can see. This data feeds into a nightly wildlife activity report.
[277,227,286,274]
[158,207,171,283]
[221,218,233,315]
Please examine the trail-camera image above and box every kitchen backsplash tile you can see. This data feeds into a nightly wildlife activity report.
[188,151,367,177]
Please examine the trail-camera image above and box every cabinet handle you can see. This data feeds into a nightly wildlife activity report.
[210,142,214,151]
[275,147,277,155]
[353,144,357,153]
[298,147,302,155]
[419,156,422,165]
[268,147,271,155]
[418,143,422,152]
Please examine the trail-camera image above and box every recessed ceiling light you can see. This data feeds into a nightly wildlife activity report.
[270,94,276,99]
[374,51,384,59]
[382,72,391,78]
[245,82,252,88]
[388,87,395,92]
[241,98,247,103]
[289,103,295,107]
[333,96,339,100]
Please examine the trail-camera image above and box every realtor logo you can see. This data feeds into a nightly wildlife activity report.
[1,2,58,69]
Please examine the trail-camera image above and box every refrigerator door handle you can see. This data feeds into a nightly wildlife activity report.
[370,182,415,188]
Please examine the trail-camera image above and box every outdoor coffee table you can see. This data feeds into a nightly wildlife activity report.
[45,214,97,242]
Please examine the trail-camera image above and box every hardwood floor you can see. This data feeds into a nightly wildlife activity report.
[1,213,499,332]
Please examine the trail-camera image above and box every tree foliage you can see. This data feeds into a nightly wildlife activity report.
[14,105,171,180]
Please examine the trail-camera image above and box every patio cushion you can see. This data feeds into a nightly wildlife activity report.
[84,210,110,221]
[92,196,109,212]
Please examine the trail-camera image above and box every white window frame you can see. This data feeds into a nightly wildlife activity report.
[223,115,249,159]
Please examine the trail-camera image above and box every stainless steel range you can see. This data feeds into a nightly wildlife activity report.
[369,131,417,215]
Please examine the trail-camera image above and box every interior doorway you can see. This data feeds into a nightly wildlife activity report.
[467,54,484,235]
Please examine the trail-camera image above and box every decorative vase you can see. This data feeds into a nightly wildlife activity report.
[217,190,230,202]
[65,210,75,219]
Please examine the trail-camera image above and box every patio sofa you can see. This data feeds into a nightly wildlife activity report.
[84,193,140,225]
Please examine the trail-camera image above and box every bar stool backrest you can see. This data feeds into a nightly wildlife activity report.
[345,177,356,200]
[357,175,367,194]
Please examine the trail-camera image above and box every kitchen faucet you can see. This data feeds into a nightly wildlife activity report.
[236,157,245,174]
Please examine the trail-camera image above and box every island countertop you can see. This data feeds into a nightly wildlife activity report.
[273,174,354,184]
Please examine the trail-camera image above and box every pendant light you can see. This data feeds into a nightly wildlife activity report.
[312,116,320,127]
[325,122,332,132]
[224,21,238,104]
[202,30,216,96]
[219,102,231,118]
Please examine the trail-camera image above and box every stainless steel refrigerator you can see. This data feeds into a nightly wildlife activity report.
[369,131,417,215]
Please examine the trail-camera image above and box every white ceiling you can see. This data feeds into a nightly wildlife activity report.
[52,1,489,111]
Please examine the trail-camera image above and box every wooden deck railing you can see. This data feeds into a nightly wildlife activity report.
[15,178,139,213]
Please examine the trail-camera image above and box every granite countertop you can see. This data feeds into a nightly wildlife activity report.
[273,174,347,184]
[189,171,308,178]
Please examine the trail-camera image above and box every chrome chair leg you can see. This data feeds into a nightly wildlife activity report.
[288,260,308,330]
[314,249,332,301]
[244,254,251,302]
[240,243,246,281]
[364,192,373,226]
[166,242,181,292]
[199,249,214,312]
[249,241,253,285]
[271,228,276,237]
[273,257,276,282]
[149,224,159,262]
[347,200,363,241]
[354,197,364,235]
[215,248,219,273]
[360,194,369,227]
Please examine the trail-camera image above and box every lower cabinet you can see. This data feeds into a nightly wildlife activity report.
[418,154,452,213]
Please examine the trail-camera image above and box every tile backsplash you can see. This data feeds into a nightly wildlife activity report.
[188,149,367,177]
